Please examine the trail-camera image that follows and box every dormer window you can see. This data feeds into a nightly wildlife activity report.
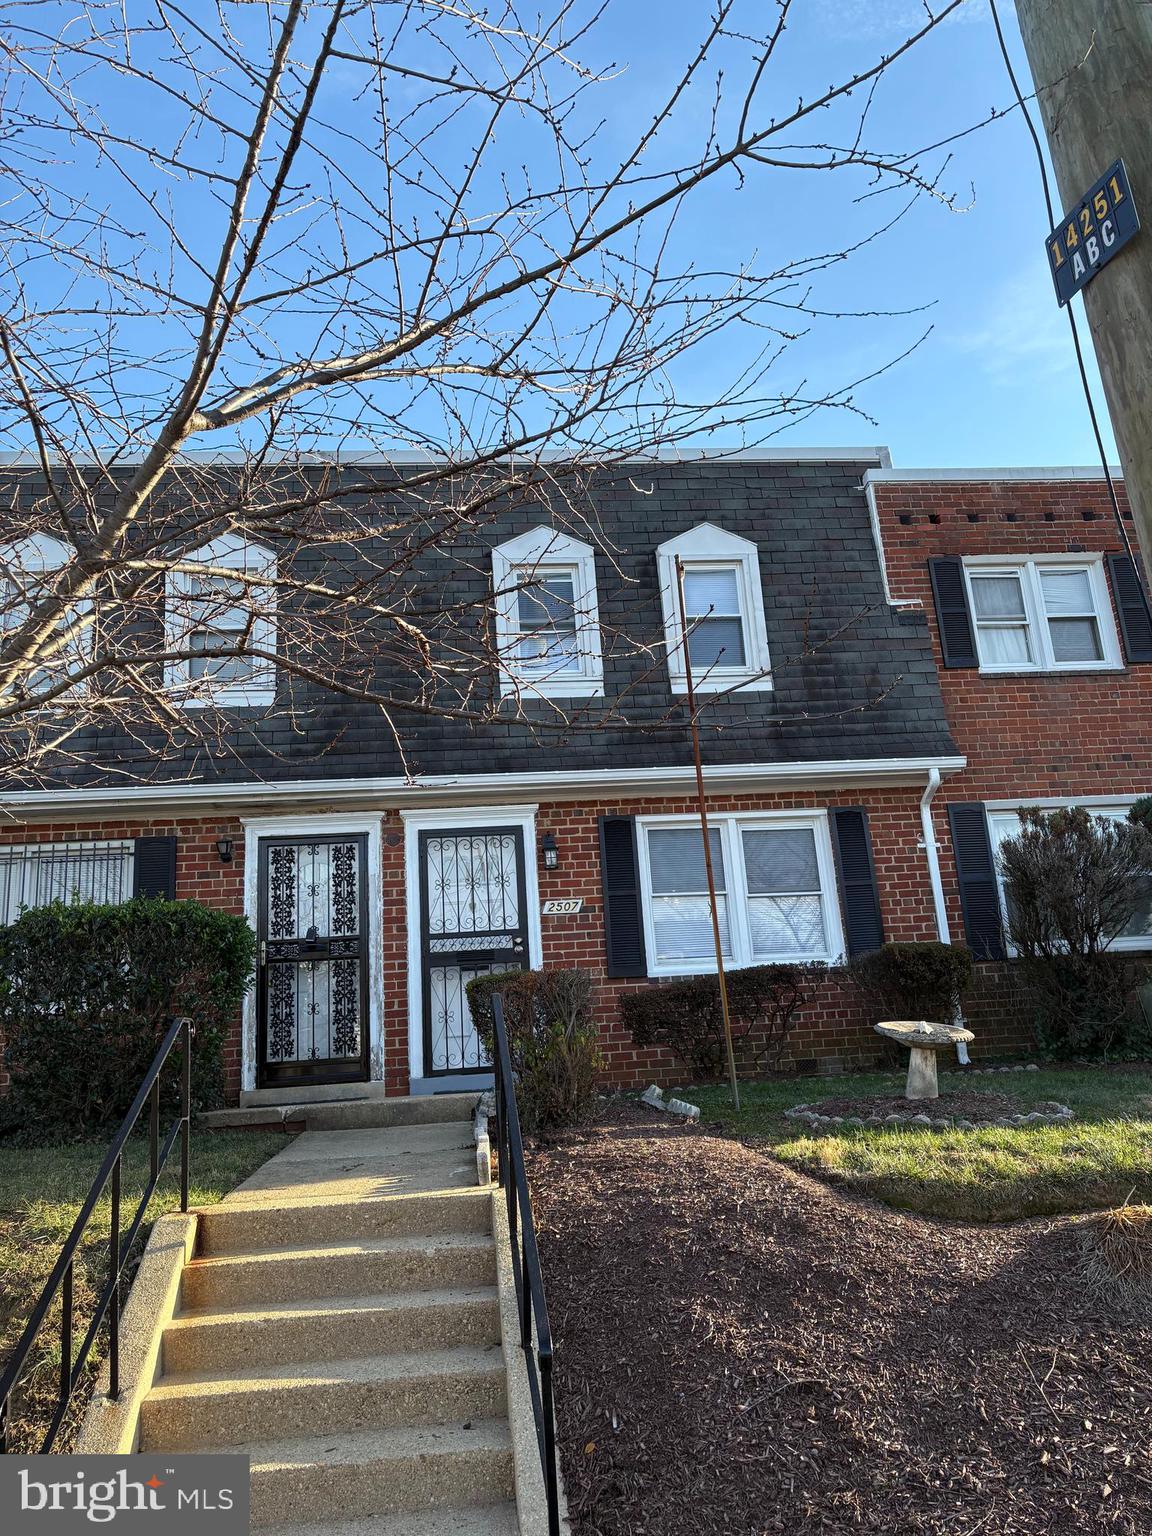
[0,534,90,700]
[656,524,772,693]
[492,527,603,697]
[165,535,276,707]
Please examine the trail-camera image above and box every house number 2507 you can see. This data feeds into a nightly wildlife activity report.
[542,899,583,915]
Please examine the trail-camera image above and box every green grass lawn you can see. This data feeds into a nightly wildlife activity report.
[0,1129,285,1452]
[683,1067,1152,1223]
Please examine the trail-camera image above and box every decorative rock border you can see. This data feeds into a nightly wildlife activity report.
[784,1099,1075,1133]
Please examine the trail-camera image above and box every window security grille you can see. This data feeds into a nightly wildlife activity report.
[0,841,135,925]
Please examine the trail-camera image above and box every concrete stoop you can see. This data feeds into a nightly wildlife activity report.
[138,1101,524,1534]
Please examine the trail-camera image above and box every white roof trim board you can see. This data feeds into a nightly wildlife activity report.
[0,755,967,819]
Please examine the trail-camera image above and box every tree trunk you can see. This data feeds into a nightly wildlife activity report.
[1015,0,1152,581]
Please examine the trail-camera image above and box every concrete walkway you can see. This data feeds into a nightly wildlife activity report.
[229,1122,480,1203]
[139,1100,520,1534]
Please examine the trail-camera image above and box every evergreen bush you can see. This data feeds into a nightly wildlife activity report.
[0,898,255,1143]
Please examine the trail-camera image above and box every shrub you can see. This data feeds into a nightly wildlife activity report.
[0,898,256,1144]
[999,806,1152,1056]
[620,963,823,1079]
[466,967,601,1138]
[846,941,974,1024]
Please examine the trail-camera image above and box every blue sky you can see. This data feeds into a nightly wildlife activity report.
[594,0,1116,470]
[7,0,1118,473]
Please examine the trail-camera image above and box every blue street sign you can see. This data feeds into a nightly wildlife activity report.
[1046,159,1140,306]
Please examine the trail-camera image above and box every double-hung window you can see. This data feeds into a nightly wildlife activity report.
[165,535,276,706]
[987,801,1152,951]
[681,567,747,671]
[492,528,603,697]
[656,524,772,693]
[0,534,91,700]
[964,556,1121,673]
[637,813,842,974]
[0,840,135,925]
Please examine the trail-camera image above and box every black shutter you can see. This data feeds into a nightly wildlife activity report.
[830,808,884,957]
[947,803,1004,960]
[928,556,978,667]
[1107,552,1152,662]
[133,836,177,899]
[599,816,647,978]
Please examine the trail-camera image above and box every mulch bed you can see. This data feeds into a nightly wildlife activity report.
[530,1102,1152,1535]
[803,1090,1027,1119]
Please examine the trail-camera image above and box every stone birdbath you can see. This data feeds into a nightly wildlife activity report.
[874,1020,975,1101]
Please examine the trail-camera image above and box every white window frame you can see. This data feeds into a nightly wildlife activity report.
[164,534,277,708]
[491,527,603,699]
[635,810,844,977]
[986,796,1152,953]
[656,524,772,694]
[962,553,1122,675]
[0,534,91,699]
[0,839,135,924]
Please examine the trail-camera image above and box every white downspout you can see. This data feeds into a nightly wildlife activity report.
[920,768,950,946]
[920,768,970,1065]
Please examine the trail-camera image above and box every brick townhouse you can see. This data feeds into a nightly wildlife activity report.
[866,465,1152,1048]
[1,454,1149,1100]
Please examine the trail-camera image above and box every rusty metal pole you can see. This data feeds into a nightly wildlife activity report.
[675,556,740,1111]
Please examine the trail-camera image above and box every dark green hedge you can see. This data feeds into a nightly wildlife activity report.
[620,963,824,1078]
[0,898,255,1144]
[846,941,975,1026]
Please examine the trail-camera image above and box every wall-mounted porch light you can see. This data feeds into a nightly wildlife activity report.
[540,831,559,871]
[215,833,235,864]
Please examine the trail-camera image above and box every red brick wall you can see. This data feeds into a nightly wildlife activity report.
[0,782,954,1099]
[531,787,937,1084]
[874,475,1152,1052]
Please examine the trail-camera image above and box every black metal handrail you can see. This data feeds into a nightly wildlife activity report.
[490,994,560,1536]
[0,1015,194,1453]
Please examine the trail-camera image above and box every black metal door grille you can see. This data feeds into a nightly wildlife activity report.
[256,835,370,1087]
[420,828,528,1075]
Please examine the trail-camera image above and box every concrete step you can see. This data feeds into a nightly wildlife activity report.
[301,1099,478,1133]
[234,1089,477,1121]
[140,1347,507,1452]
[163,1288,501,1376]
[182,1234,496,1311]
[243,1420,514,1527]
[242,1082,393,1107]
[203,1096,481,1134]
[198,1187,492,1256]
[258,1505,519,1536]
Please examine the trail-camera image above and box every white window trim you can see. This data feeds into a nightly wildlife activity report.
[0,534,92,698]
[987,797,1152,954]
[656,524,772,694]
[635,810,844,977]
[491,527,603,699]
[164,534,277,708]
[962,552,1123,675]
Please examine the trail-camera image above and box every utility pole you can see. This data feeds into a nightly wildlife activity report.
[1014,0,1152,579]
